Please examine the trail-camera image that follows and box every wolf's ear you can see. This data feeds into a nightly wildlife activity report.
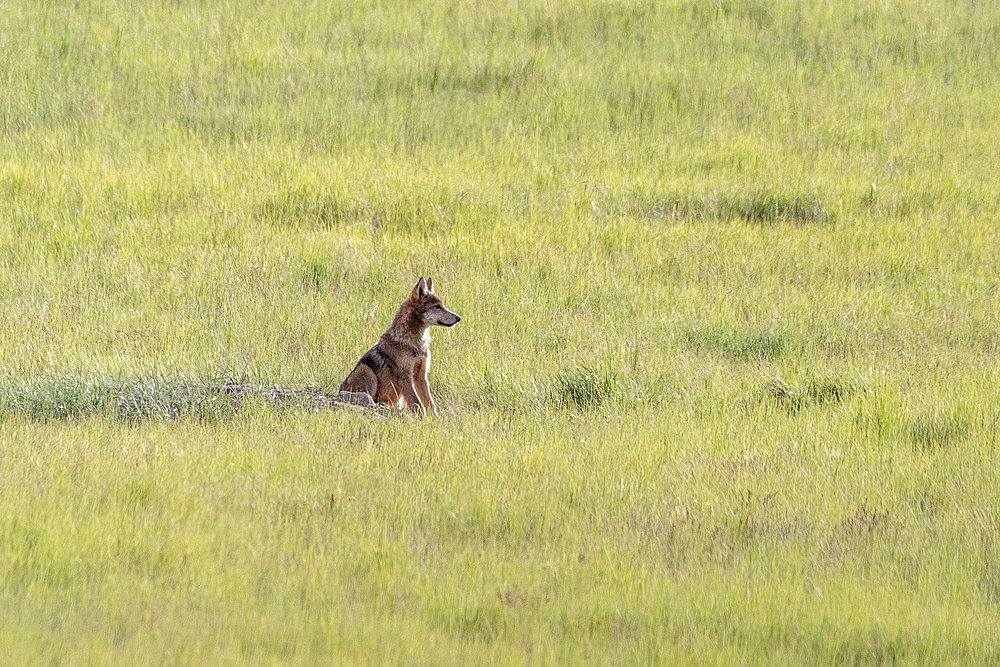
[411,277,427,299]
[426,277,433,292]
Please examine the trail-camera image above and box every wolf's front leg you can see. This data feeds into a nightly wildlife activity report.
[414,380,438,418]
[414,359,439,418]
[421,390,438,419]
[400,382,426,417]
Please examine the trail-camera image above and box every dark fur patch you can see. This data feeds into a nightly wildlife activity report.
[359,347,397,373]
[358,350,382,372]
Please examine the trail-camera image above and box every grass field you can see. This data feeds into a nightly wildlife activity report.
[3,0,1000,662]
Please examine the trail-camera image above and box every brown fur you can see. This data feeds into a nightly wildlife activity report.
[340,277,460,417]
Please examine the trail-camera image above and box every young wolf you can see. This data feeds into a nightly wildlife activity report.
[340,277,460,417]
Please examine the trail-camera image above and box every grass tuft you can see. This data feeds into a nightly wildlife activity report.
[856,396,975,450]
[906,408,970,450]
[552,365,638,410]
[0,372,355,423]
[259,184,489,232]
[762,376,865,413]
[618,188,833,224]
[688,325,788,361]
[835,500,894,539]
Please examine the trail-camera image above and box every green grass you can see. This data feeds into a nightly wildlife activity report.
[2,0,1000,662]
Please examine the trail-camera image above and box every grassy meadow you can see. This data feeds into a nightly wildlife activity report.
[3,0,1000,662]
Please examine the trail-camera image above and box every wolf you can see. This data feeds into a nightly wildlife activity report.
[339,277,460,417]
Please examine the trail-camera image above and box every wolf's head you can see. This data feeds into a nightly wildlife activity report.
[410,277,461,327]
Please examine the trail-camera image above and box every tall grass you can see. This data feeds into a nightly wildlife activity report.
[2,0,1000,663]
